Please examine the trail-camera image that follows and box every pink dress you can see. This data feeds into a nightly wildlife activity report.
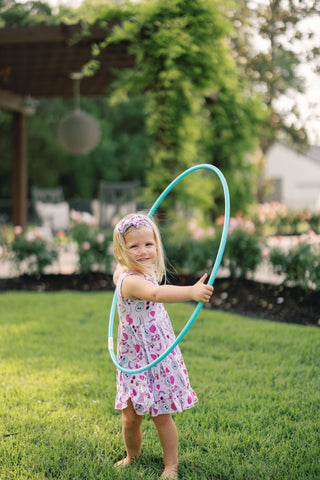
[115,272,198,416]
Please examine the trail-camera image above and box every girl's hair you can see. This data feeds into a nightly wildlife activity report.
[113,212,166,283]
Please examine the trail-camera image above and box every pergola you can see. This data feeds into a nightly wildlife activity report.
[0,22,134,228]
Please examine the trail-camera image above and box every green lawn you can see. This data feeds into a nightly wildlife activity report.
[0,292,319,480]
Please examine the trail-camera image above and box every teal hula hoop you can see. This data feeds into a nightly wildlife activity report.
[108,164,230,374]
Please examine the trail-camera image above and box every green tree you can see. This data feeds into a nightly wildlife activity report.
[0,0,267,218]
[90,0,266,217]
[229,0,320,150]
[0,0,53,27]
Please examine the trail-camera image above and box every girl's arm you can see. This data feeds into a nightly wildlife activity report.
[122,273,213,304]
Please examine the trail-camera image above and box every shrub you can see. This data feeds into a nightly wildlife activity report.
[2,226,58,275]
[163,214,262,279]
[70,210,112,274]
[250,202,320,236]
[222,226,262,278]
[162,217,220,276]
[164,236,220,276]
[269,231,320,290]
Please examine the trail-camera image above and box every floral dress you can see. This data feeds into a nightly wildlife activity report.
[115,272,198,416]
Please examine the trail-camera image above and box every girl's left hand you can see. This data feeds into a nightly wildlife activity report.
[192,273,214,303]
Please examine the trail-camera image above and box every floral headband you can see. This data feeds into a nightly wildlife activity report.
[117,214,152,234]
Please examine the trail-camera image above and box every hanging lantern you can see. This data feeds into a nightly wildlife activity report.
[58,73,101,155]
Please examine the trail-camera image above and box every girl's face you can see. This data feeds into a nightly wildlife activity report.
[124,227,158,272]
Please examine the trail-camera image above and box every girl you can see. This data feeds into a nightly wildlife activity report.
[112,213,213,479]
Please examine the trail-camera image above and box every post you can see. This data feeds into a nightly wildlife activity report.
[12,112,27,229]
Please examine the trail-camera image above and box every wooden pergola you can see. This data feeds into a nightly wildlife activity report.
[0,22,134,228]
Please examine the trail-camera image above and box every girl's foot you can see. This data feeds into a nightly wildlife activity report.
[161,464,179,479]
[114,456,135,468]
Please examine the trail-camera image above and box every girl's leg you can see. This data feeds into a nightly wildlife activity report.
[115,399,143,467]
[151,414,179,479]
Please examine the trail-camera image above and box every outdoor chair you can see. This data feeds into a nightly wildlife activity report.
[32,187,70,232]
[97,181,140,229]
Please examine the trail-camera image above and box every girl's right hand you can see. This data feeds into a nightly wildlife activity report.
[192,273,214,303]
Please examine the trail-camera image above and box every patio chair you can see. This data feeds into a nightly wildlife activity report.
[98,181,140,228]
[32,187,69,232]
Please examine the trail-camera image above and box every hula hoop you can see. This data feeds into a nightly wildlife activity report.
[108,164,230,374]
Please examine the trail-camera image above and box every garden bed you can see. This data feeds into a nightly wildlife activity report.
[1,273,319,327]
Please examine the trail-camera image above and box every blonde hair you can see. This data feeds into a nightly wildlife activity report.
[113,212,166,283]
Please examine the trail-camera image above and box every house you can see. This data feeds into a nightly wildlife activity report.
[264,142,320,210]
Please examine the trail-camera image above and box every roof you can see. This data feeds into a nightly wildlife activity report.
[306,145,320,164]
[0,22,134,105]
[268,141,320,167]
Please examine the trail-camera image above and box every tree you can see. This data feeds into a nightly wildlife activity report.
[0,0,53,27]
[90,0,266,217]
[0,0,267,217]
[228,0,320,150]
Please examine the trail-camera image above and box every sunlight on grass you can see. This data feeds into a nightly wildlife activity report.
[1,292,319,479]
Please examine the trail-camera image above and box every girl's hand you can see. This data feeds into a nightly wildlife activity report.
[192,273,214,303]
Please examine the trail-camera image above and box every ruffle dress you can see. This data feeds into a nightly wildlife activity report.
[115,272,198,416]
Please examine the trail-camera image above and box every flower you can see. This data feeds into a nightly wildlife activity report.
[96,233,104,243]
[215,215,225,226]
[26,231,36,241]
[82,241,90,251]
[13,225,23,235]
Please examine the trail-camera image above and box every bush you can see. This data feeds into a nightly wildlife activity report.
[163,214,262,279]
[222,226,262,278]
[2,226,58,275]
[164,236,220,276]
[269,231,320,290]
[250,202,320,236]
[162,217,220,276]
[70,210,112,274]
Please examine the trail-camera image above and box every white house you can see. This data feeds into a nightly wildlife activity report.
[264,142,320,210]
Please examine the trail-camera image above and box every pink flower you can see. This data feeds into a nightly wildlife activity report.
[70,209,82,223]
[34,229,44,240]
[244,221,255,233]
[193,228,205,240]
[228,217,240,233]
[82,241,90,250]
[13,225,23,235]
[57,230,66,238]
[188,220,197,232]
[26,231,36,241]
[259,213,266,224]
[262,247,270,258]
[96,233,104,243]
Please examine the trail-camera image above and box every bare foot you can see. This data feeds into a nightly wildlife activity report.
[113,456,134,468]
[161,464,179,479]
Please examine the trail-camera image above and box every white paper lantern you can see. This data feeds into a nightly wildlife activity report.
[58,109,101,155]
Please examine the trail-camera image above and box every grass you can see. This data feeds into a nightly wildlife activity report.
[0,291,319,480]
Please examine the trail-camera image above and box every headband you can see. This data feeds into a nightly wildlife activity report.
[117,215,152,234]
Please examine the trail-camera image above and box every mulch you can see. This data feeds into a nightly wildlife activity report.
[0,273,319,327]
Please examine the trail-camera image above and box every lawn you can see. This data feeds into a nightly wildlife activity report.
[0,292,319,480]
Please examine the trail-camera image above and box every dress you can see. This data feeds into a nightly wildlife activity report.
[115,271,198,417]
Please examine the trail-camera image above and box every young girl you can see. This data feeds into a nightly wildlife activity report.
[112,213,213,479]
